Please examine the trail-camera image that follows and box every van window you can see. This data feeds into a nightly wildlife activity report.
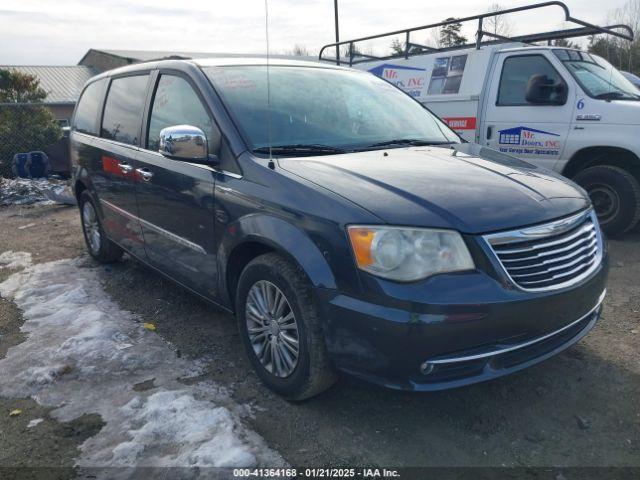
[73,79,106,135]
[497,55,565,106]
[147,75,218,153]
[101,75,149,146]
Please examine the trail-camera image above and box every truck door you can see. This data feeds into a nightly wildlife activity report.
[481,52,575,170]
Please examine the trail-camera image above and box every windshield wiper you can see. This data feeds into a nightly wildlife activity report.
[362,139,455,149]
[594,91,640,100]
[252,144,348,156]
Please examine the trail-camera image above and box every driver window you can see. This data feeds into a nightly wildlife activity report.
[147,75,220,153]
[497,55,564,106]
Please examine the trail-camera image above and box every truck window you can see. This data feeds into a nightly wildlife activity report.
[100,75,149,146]
[73,79,106,136]
[553,50,640,101]
[497,55,565,106]
[147,75,219,153]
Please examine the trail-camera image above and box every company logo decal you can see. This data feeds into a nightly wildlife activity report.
[368,64,426,97]
[497,126,561,156]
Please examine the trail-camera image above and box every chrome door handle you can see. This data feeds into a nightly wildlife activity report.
[136,168,154,181]
[118,162,133,174]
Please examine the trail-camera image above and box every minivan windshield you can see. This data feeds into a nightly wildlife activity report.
[204,66,459,154]
[554,49,640,101]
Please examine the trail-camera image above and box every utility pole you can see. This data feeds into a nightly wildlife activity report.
[334,0,340,65]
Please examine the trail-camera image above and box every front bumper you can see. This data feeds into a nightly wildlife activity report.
[316,255,608,391]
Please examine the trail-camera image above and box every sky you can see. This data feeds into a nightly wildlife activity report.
[0,0,631,65]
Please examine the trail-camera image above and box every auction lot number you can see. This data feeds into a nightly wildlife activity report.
[234,468,400,478]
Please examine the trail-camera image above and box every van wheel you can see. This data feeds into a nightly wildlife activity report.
[236,253,337,401]
[79,191,123,263]
[573,165,640,236]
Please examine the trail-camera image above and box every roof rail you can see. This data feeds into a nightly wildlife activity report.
[318,1,634,66]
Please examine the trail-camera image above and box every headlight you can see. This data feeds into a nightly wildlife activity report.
[347,225,475,281]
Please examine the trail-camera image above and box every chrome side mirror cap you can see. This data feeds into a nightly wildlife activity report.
[159,125,210,162]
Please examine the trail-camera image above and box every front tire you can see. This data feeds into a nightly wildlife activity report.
[236,253,336,401]
[79,191,123,263]
[573,165,640,236]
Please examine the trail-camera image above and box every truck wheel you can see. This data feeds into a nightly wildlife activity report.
[573,165,640,236]
[236,253,337,401]
[79,191,123,263]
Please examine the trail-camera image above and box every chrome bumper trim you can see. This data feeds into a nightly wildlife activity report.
[424,289,606,366]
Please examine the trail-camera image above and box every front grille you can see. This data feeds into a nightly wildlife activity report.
[484,209,603,292]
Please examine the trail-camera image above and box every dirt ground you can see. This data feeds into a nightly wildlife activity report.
[1,203,639,475]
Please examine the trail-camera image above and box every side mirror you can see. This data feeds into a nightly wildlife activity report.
[159,125,217,164]
[525,75,567,105]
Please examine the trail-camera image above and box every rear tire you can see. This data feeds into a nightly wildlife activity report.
[79,191,123,263]
[236,253,337,401]
[573,165,640,236]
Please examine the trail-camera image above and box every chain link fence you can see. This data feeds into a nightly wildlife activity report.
[0,103,63,177]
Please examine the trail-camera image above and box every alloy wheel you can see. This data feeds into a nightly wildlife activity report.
[82,201,101,254]
[245,280,300,378]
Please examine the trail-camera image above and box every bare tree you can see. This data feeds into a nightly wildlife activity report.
[291,44,309,56]
[612,0,639,72]
[390,38,405,56]
[591,0,640,74]
[484,3,513,38]
[427,27,443,49]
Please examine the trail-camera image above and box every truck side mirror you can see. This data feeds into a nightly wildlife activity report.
[525,75,567,105]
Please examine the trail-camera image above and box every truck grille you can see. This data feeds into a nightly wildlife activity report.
[484,209,603,292]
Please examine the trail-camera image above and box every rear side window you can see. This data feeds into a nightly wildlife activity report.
[497,55,564,106]
[73,79,106,135]
[147,75,218,153]
[101,75,149,146]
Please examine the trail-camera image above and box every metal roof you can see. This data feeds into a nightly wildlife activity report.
[0,65,97,104]
[82,49,318,63]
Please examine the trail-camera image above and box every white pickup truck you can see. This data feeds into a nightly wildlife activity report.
[320,1,640,235]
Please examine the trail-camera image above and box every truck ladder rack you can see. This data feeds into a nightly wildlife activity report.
[319,1,634,66]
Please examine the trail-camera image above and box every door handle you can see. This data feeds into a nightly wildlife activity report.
[136,167,154,182]
[486,126,493,140]
[118,162,133,174]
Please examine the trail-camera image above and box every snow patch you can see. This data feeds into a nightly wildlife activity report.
[0,251,32,270]
[27,418,44,428]
[0,256,283,470]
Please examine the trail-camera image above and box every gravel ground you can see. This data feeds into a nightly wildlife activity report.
[0,203,639,475]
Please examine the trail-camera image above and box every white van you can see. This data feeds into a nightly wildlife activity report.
[320,2,640,235]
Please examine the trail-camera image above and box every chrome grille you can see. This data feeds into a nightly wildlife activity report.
[484,209,603,292]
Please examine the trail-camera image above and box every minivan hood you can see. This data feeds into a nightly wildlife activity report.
[279,144,590,234]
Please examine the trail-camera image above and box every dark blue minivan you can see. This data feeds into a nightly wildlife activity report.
[71,58,608,400]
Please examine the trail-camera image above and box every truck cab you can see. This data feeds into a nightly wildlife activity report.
[480,46,640,238]
[320,2,640,236]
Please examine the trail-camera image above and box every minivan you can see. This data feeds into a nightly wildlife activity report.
[71,57,608,400]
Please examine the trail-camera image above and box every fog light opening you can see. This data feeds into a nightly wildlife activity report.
[420,362,435,375]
